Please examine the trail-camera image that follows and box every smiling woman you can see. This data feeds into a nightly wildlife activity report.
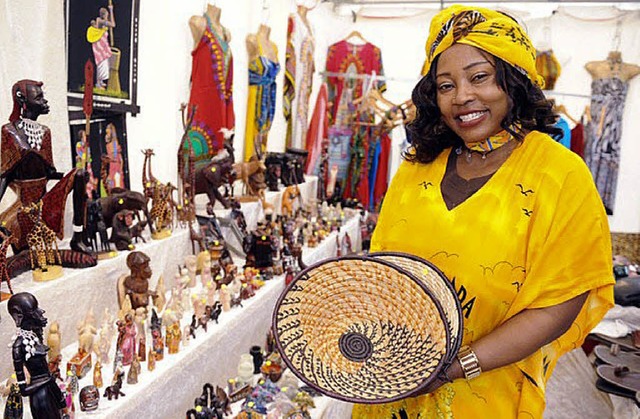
[353,5,615,419]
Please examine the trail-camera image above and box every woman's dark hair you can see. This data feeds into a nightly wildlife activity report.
[404,53,562,164]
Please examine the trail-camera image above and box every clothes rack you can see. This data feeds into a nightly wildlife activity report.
[319,70,418,83]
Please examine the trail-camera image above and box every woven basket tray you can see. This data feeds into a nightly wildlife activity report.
[370,252,463,366]
[272,255,455,404]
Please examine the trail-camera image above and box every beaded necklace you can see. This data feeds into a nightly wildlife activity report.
[455,129,513,162]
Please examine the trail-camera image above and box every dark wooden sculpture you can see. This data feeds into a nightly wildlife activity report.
[0,80,96,276]
[8,292,68,418]
[178,104,236,210]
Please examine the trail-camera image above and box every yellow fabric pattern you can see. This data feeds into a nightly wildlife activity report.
[353,131,614,418]
[245,78,259,161]
[421,5,544,88]
[86,26,107,44]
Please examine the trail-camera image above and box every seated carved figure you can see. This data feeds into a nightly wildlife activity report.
[0,80,95,275]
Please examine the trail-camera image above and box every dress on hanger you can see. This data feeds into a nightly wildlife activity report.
[584,77,628,214]
[325,40,385,201]
[570,121,585,158]
[283,11,315,150]
[535,50,561,90]
[245,39,280,161]
[187,14,235,162]
[325,40,385,122]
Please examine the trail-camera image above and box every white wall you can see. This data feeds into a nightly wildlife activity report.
[127,2,640,232]
[1,1,639,232]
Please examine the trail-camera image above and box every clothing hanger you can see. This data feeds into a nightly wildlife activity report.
[554,103,579,125]
[261,0,270,25]
[344,30,368,45]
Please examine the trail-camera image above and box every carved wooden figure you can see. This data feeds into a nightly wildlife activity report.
[21,200,62,281]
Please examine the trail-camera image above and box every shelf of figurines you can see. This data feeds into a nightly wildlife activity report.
[0,175,321,383]
[181,341,333,419]
[1,209,361,419]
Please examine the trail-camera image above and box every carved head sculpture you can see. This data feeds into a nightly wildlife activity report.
[10,79,49,123]
[7,292,47,330]
[126,251,152,281]
[79,385,100,411]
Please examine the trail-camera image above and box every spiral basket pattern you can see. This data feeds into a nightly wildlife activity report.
[273,256,453,403]
[370,252,463,364]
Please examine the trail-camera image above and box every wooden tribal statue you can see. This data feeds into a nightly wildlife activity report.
[21,200,63,281]
[0,79,96,279]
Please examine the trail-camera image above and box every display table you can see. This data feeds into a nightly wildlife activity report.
[0,228,193,381]
[0,175,361,418]
[67,215,360,419]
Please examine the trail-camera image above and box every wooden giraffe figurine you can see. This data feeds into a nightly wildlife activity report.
[142,149,158,197]
[21,201,62,278]
[0,227,15,297]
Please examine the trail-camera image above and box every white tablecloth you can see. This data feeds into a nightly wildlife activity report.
[69,215,360,419]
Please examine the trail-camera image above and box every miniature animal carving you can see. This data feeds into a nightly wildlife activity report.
[0,227,15,294]
[178,105,236,209]
[21,201,61,270]
[141,149,159,196]
[103,370,126,400]
[149,182,175,232]
[142,149,175,232]
[281,185,301,217]
[233,153,267,198]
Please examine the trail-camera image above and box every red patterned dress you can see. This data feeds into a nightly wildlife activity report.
[325,40,385,203]
[187,16,235,162]
[325,40,385,122]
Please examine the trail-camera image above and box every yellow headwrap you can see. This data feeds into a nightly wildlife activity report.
[422,5,544,88]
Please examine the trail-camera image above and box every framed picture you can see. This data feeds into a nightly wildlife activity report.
[65,0,140,114]
[69,114,131,198]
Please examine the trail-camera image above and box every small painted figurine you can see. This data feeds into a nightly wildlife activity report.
[127,356,141,385]
[117,251,157,312]
[220,285,231,312]
[184,255,198,287]
[115,314,136,366]
[3,380,23,419]
[7,292,67,418]
[165,322,181,355]
[93,360,103,388]
[147,349,156,372]
[151,328,164,362]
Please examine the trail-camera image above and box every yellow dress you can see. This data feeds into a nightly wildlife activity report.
[353,132,614,418]
[244,40,280,161]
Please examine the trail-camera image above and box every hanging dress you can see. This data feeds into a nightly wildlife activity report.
[283,11,315,149]
[535,50,561,90]
[187,15,235,163]
[244,39,280,161]
[325,40,385,201]
[584,77,628,215]
[325,40,386,122]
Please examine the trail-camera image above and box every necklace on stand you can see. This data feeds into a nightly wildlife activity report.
[455,130,513,163]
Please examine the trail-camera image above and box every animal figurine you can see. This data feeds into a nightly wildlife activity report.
[21,200,62,272]
[0,227,16,296]
[85,198,112,253]
[99,189,153,234]
[281,185,301,217]
[103,370,125,400]
[110,209,136,251]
